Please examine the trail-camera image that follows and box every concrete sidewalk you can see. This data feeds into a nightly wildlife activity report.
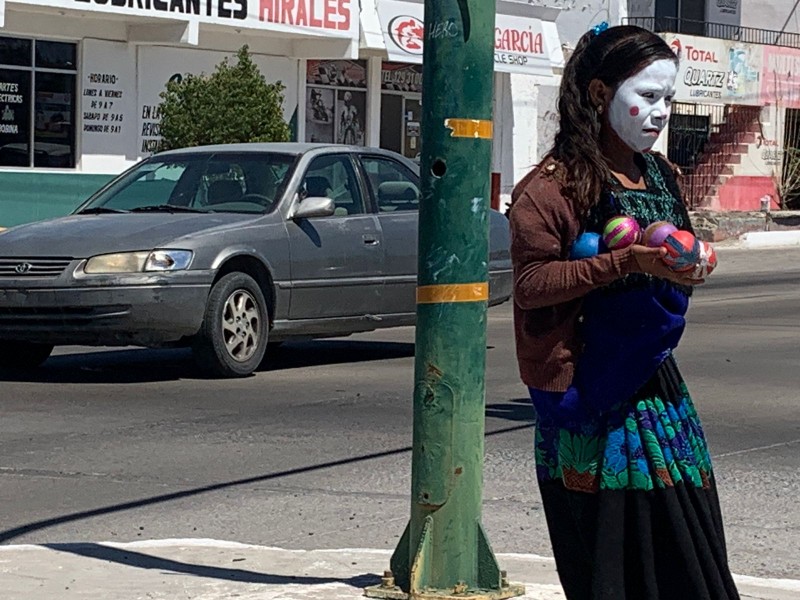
[1,539,798,600]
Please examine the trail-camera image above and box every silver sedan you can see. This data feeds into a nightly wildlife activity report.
[0,143,512,377]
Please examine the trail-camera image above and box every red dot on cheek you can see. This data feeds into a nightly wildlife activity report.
[629,106,640,117]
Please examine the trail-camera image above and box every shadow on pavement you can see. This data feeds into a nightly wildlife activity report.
[0,340,416,384]
[0,423,533,544]
[486,398,535,423]
[41,543,381,587]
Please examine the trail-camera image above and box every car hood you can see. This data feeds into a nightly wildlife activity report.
[0,213,263,258]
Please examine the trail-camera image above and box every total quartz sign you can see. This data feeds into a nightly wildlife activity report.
[664,33,762,106]
[376,0,563,76]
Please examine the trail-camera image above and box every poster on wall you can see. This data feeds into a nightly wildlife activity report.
[761,46,800,109]
[304,60,366,145]
[306,60,366,88]
[336,90,365,145]
[80,39,137,172]
[664,33,762,105]
[137,47,299,158]
[0,69,31,167]
[305,87,334,143]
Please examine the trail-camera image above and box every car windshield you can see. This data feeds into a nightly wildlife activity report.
[79,152,297,215]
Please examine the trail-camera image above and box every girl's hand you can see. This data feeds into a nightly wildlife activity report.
[630,245,705,286]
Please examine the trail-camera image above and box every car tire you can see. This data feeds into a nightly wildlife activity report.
[192,272,270,378]
[0,341,54,369]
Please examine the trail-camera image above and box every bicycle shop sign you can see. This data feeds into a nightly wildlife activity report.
[18,0,358,38]
[377,0,557,76]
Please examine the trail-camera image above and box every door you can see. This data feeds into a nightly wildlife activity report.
[380,94,403,154]
[358,154,421,315]
[286,153,384,320]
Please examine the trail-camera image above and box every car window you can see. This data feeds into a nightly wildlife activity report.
[81,153,296,214]
[100,162,185,210]
[360,156,420,212]
[302,154,364,216]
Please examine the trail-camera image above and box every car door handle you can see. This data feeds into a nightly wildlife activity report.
[362,234,380,246]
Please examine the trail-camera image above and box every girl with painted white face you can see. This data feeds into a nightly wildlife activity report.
[606,58,678,153]
[508,25,740,600]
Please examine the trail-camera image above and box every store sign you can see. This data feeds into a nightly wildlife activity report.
[664,33,761,105]
[137,46,298,157]
[376,0,561,76]
[18,0,358,40]
[381,62,422,93]
[80,39,137,172]
[706,0,741,28]
[761,45,800,109]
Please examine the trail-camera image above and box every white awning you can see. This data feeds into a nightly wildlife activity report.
[364,0,564,77]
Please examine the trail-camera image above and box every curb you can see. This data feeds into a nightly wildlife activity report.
[0,540,798,600]
[739,230,800,248]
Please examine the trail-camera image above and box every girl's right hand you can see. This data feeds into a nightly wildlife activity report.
[630,245,705,286]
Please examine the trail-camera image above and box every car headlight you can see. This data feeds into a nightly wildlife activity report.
[83,250,193,274]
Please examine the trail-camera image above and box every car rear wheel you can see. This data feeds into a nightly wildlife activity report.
[0,341,54,370]
[192,272,269,378]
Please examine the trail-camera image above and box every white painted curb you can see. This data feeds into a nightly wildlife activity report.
[739,230,800,248]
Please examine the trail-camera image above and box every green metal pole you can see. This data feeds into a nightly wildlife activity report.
[366,0,523,598]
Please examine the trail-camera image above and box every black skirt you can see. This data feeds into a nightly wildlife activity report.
[533,356,740,599]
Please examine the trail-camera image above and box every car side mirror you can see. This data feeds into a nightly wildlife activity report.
[292,196,335,220]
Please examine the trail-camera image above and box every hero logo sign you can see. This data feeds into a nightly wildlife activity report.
[388,15,424,55]
[670,38,682,59]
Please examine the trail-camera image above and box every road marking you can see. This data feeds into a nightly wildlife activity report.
[417,282,489,304]
[716,438,800,459]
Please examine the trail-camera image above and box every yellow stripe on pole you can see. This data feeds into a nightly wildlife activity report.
[416,282,489,304]
[444,119,493,139]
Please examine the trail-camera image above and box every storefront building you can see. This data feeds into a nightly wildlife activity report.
[359,0,564,205]
[0,0,561,227]
[0,0,359,226]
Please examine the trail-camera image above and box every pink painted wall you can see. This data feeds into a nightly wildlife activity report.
[714,176,779,211]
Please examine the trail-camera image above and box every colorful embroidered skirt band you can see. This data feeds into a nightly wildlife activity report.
[532,355,740,599]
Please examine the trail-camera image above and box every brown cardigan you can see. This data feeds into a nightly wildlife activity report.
[509,160,641,391]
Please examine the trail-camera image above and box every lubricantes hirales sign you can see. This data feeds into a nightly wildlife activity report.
[16,0,359,39]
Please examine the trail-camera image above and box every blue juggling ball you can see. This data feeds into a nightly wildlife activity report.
[570,232,604,259]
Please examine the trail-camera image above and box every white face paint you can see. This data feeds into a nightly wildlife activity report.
[608,59,678,153]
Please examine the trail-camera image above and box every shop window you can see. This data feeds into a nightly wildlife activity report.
[0,36,32,67]
[0,37,77,168]
[305,60,367,146]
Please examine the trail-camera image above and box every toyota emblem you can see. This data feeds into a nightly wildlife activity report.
[14,263,32,274]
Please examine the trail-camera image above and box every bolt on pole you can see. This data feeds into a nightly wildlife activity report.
[365,0,524,598]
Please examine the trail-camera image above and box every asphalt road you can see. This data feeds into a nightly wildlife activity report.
[0,246,798,580]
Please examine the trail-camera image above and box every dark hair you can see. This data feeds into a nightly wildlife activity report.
[547,25,678,217]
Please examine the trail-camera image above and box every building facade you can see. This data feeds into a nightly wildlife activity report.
[0,0,564,226]
[627,0,800,210]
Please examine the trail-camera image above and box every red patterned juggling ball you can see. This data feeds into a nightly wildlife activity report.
[693,240,718,278]
[661,230,701,272]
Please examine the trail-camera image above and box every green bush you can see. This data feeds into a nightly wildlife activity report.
[158,45,291,151]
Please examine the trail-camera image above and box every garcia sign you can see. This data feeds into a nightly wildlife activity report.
[376,0,561,76]
[21,0,358,39]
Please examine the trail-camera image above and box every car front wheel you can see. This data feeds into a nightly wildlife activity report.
[0,341,54,370]
[192,272,269,378]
